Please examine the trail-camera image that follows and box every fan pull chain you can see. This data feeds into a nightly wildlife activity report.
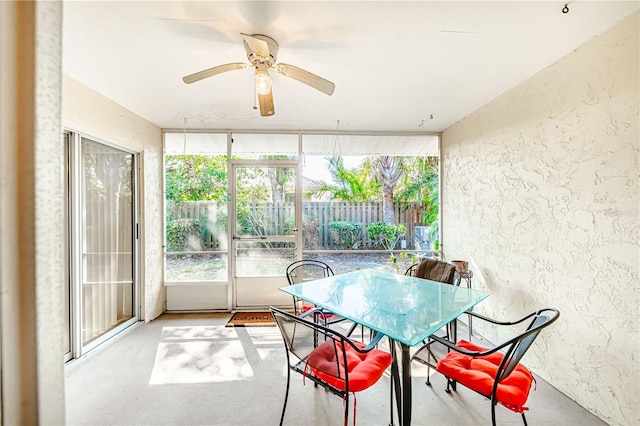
[252,82,258,110]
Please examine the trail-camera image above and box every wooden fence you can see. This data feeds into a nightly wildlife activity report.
[167,201,430,250]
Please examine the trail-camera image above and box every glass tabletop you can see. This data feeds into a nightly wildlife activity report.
[280,267,490,346]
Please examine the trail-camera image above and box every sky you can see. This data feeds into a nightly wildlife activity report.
[301,155,364,183]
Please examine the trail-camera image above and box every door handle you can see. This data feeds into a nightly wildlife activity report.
[233,236,268,241]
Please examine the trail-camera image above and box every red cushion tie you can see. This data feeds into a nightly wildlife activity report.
[303,341,390,426]
[353,392,356,426]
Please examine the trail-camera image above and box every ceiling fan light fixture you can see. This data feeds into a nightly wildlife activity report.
[182,33,335,118]
[254,65,272,95]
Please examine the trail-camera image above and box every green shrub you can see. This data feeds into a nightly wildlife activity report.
[366,222,407,250]
[388,252,420,274]
[328,221,363,249]
[235,203,272,237]
[166,218,208,251]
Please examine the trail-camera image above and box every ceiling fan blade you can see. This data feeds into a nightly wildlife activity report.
[182,62,247,84]
[276,63,335,96]
[258,89,275,117]
[240,33,270,60]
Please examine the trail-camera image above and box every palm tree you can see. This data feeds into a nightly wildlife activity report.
[362,156,404,223]
[304,155,380,201]
[395,156,439,239]
[259,155,296,203]
[309,155,405,223]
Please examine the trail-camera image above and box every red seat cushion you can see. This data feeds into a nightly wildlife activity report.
[306,340,392,393]
[301,302,335,319]
[436,340,534,412]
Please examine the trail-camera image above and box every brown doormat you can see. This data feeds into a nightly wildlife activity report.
[225,311,275,327]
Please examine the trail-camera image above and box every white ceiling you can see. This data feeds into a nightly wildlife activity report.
[62,1,638,133]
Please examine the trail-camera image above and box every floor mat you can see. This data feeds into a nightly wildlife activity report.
[225,311,275,327]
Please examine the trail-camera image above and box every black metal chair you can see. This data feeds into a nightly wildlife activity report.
[286,259,335,316]
[270,306,392,426]
[405,257,461,287]
[407,258,462,378]
[404,263,417,276]
[421,308,560,426]
[285,259,347,326]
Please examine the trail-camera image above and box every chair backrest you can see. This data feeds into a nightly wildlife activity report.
[405,263,418,276]
[286,259,334,285]
[270,307,350,389]
[411,258,458,285]
[497,308,560,382]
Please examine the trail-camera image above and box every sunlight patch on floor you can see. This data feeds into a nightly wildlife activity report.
[161,325,238,340]
[149,340,253,384]
[256,347,281,361]
[244,326,282,343]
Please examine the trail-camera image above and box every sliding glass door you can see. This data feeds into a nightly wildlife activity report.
[80,138,136,346]
[65,133,139,360]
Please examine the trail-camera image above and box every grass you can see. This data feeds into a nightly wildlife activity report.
[165,251,422,281]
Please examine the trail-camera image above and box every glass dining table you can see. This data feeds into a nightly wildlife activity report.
[279,267,490,426]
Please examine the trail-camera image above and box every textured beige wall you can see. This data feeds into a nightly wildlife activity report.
[441,12,639,425]
[35,2,66,422]
[62,76,165,322]
[1,1,65,423]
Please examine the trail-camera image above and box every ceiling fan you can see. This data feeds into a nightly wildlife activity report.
[182,33,336,117]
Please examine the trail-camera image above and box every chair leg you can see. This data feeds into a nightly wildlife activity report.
[346,322,359,337]
[410,340,434,386]
[425,346,431,386]
[444,377,456,393]
[343,393,349,426]
[491,400,497,426]
[279,367,291,426]
[389,371,395,426]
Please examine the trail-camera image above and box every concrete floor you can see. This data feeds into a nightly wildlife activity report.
[65,313,605,426]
